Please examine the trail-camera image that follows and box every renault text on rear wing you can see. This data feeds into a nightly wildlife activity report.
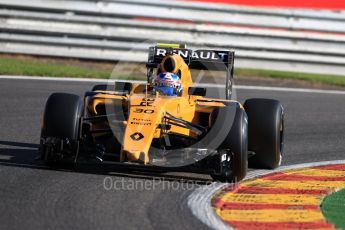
[147,46,234,71]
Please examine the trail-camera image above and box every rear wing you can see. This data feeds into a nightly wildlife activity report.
[146,44,235,99]
[146,46,234,71]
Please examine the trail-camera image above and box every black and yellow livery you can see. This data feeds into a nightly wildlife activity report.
[40,44,285,182]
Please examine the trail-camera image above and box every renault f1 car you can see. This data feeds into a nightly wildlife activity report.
[40,44,284,182]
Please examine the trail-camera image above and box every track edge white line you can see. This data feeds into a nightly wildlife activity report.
[1,75,345,95]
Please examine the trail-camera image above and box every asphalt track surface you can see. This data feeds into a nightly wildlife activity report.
[0,78,345,230]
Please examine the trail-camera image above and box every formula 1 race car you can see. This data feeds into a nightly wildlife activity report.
[39,43,284,182]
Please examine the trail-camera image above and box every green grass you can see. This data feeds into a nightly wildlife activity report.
[1,56,345,87]
[321,188,345,229]
[0,57,143,80]
[0,57,109,78]
[235,68,345,87]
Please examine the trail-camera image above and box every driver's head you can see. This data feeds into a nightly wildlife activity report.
[154,72,182,96]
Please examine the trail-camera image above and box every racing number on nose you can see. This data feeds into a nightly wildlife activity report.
[134,108,155,114]
[140,98,155,106]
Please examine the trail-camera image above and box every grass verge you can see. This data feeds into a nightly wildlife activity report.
[0,56,110,78]
[235,68,345,87]
[321,188,345,229]
[0,56,143,80]
[1,56,345,87]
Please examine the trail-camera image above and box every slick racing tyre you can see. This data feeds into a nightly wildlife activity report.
[40,93,83,166]
[210,106,248,182]
[244,98,284,169]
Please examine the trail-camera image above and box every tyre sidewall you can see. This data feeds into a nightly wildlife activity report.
[244,98,284,169]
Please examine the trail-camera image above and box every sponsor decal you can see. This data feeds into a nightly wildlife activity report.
[130,118,152,126]
[155,48,228,62]
[130,132,144,141]
[139,98,155,106]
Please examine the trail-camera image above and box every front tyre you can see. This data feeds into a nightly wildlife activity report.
[40,93,83,166]
[244,98,284,169]
[210,106,248,182]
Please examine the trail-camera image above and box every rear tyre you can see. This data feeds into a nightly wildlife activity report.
[40,93,83,166]
[244,98,284,169]
[210,106,248,182]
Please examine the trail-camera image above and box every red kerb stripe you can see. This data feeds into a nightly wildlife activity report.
[226,186,329,195]
[263,172,345,181]
[212,199,319,210]
[313,164,345,171]
[227,220,334,229]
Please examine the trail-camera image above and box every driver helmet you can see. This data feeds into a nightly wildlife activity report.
[154,72,182,96]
